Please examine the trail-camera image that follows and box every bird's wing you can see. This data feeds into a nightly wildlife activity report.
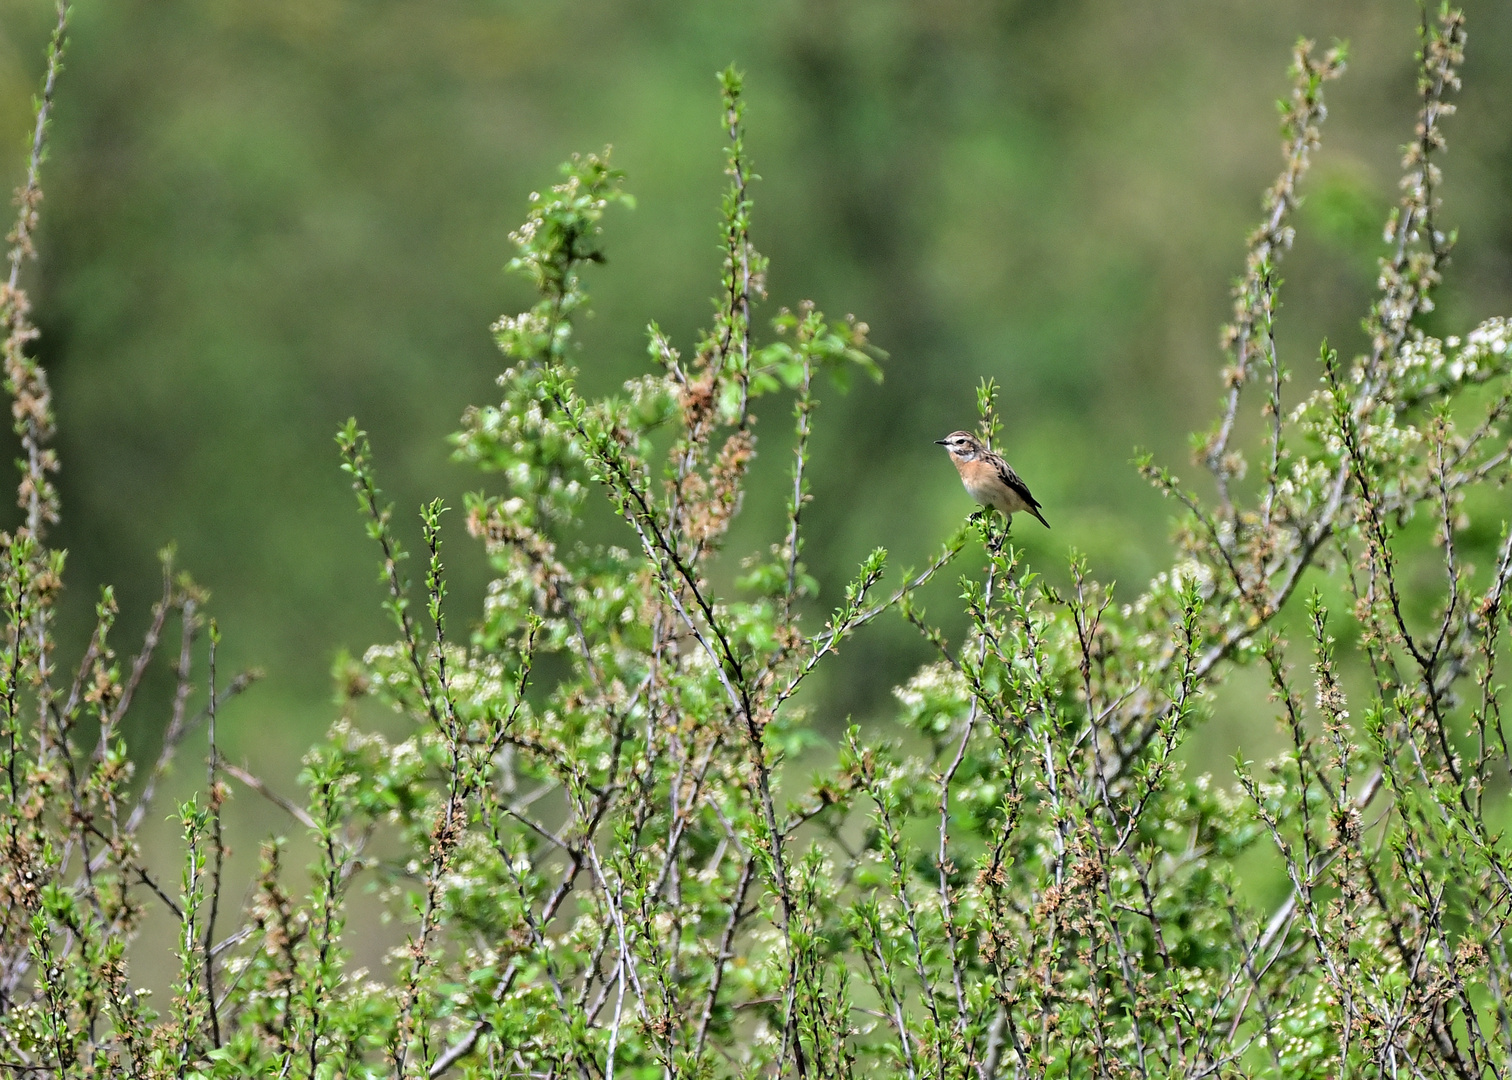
[994,455,1051,528]
[993,456,1042,510]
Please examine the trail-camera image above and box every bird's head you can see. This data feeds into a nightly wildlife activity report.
[934,430,984,462]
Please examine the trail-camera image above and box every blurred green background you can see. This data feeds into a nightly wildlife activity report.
[1,0,1510,805]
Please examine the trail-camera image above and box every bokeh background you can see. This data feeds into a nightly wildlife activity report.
[1,0,1510,939]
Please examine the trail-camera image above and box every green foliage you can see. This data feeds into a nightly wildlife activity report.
[3,7,1512,1080]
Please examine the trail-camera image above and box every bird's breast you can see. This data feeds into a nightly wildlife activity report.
[961,467,1027,514]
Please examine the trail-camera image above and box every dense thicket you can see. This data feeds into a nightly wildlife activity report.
[3,4,1512,1078]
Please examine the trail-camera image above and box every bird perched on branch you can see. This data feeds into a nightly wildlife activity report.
[935,430,1050,529]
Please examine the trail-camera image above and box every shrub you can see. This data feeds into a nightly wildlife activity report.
[3,3,1511,1077]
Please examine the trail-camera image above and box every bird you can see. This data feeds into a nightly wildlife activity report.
[935,430,1050,529]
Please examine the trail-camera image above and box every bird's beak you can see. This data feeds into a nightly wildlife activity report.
[933,439,948,446]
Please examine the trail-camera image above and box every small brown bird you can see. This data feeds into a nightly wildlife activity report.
[935,430,1050,529]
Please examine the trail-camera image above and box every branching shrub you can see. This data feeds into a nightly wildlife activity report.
[3,3,1511,1078]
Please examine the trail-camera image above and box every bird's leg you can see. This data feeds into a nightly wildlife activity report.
[973,510,1008,554]
[969,508,1001,552]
